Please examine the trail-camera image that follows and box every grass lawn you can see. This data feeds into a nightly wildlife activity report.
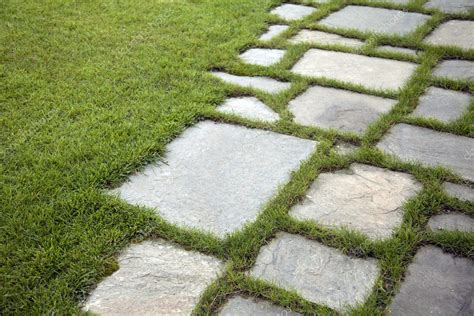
[1,0,473,314]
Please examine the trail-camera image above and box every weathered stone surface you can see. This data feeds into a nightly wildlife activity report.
[83,240,224,315]
[378,45,418,56]
[219,296,301,316]
[377,124,474,181]
[370,0,410,4]
[111,121,316,237]
[289,29,364,48]
[211,72,291,94]
[428,212,474,232]
[443,182,474,201]
[334,142,359,155]
[217,97,279,122]
[288,86,395,134]
[319,6,430,36]
[389,246,474,315]
[425,0,474,14]
[270,4,316,21]
[249,232,379,311]
[424,20,474,50]
[291,49,416,91]
[411,87,471,123]
[259,25,289,41]
[290,163,421,240]
[432,60,474,82]
[239,48,286,66]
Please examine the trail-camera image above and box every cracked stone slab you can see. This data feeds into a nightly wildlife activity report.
[290,163,421,240]
[219,296,301,316]
[270,4,316,21]
[211,72,291,94]
[319,6,430,36]
[239,48,286,66]
[377,45,418,56]
[217,97,279,122]
[425,0,474,14]
[428,212,474,232]
[424,20,474,50]
[389,246,474,315]
[111,121,316,238]
[249,232,379,311]
[289,29,364,48]
[376,124,474,181]
[83,240,224,315]
[443,182,474,202]
[259,25,289,41]
[291,49,417,91]
[432,60,474,82]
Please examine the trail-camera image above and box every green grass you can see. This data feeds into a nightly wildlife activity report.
[1,0,473,314]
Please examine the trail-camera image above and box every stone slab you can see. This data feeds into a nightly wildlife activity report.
[378,45,418,56]
[111,121,316,237]
[428,212,474,232]
[334,142,359,155]
[259,25,289,41]
[432,60,474,82]
[239,48,286,66]
[389,246,474,315]
[443,182,474,201]
[291,49,417,91]
[370,0,410,4]
[249,232,379,311]
[424,20,474,50]
[83,240,224,315]
[211,72,291,94]
[219,296,301,316]
[270,4,316,21]
[217,97,279,122]
[290,163,421,240]
[319,6,430,36]
[425,0,474,14]
[289,29,364,48]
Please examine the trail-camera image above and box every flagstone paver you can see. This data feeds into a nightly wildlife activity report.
[425,0,474,14]
[291,49,417,90]
[432,59,474,81]
[270,4,316,21]
[443,182,474,201]
[319,6,430,36]
[424,20,474,50]
[377,124,474,181]
[83,240,224,315]
[334,142,358,155]
[289,29,364,48]
[389,246,474,315]
[259,25,289,41]
[377,45,418,56]
[373,0,411,4]
[211,72,291,94]
[288,86,396,134]
[219,296,301,316]
[249,232,379,311]
[290,163,421,240]
[217,97,279,122]
[239,48,286,66]
[427,212,474,232]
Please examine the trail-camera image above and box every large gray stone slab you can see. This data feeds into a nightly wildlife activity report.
[239,48,286,66]
[424,20,474,50]
[83,240,224,315]
[443,182,474,201]
[270,4,316,21]
[249,232,379,311]
[425,0,474,14]
[111,121,316,237]
[290,163,421,240]
[289,29,364,48]
[291,49,417,91]
[259,25,289,41]
[411,87,471,123]
[319,6,430,36]
[432,60,474,82]
[211,72,291,94]
[217,97,279,122]
[377,124,474,181]
[389,246,474,315]
[428,212,474,232]
[288,86,396,134]
[219,296,301,316]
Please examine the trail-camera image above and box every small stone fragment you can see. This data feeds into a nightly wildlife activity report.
[427,212,474,232]
[425,0,474,14]
[442,182,474,202]
[219,296,302,316]
[289,29,364,48]
[211,72,291,94]
[432,60,474,82]
[377,45,418,56]
[270,4,316,21]
[259,25,289,41]
[334,142,358,155]
[424,20,474,50]
[239,48,286,66]
[217,97,279,122]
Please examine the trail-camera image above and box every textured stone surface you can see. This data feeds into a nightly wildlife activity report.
[289,29,364,48]
[239,48,286,66]
[389,246,474,315]
[334,142,358,155]
[377,124,474,181]
[371,0,410,4]
[319,6,430,36]
[250,232,379,311]
[259,25,289,41]
[290,163,421,240]
[112,121,316,237]
[411,87,471,123]
[83,240,224,315]
[443,182,474,202]
[217,97,279,122]
[428,212,474,232]
[270,4,316,21]
[211,72,291,94]
[219,296,301,316]
[288,86,395,134]
[425,0,474,14]
[432,60,474,82]
[378,45,418,56]
[291,49,416,91]
[424,20,474,50]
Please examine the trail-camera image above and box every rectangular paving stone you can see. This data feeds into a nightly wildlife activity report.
[377,45,418,56]
[291,48,417,90]
[376,123,474,181]
[427,212,474,232]
[319,6,430,36]
[424,20,474,50]
[289,29,364,48]
[270,4,316,21]
[432,59,474,82]
[217,97,279,123]
[288,86,396,134]
[443,182,474,201]
[111,121,316,238]
[249,232,379,311]
[211,72,291,94]
[239,48,286,66]
[83,240,224,315]
[219,296,301,316]
[425,0,474,14]
[259,25,289,41]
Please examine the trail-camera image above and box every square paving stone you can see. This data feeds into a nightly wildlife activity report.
[270,4,316,21]
[111,121,316,238]
[259,25,289,41]
[427,212,474,232]
[289,29,365,48]
[288,86,396,134]
[424,20,474,50]
[249,232,379,311]
[425,0,474,14]
[432,59,474,82]
[219,296,301,316]
[83,240,224,315]
[376,123,474,181]
[319,6,430,36]
[389,246,474,315]
[290,163,421,240]
[291,48,417,90]
[217,97,279,123]
[211,72,291,94]
[239,48,286,66]
[443,182,474,201]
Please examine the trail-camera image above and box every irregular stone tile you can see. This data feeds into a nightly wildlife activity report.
[259,25,289,41]
[290,163,421,240]
[319,6,430,36]
[425,0,474,14]
[432,59,474,82]
[219,296,301,316]
[249,232,379,311]
[217,97,279,122]
[288,86,396,134]
[376,124,474,181]
[83,240,224,315]
[443,182,474,201]
[211,72,291,94]
[389,246,474,315]
[291,49,417,90]
[239,48,286,66]
[334,142,359,155]
[368,0,410,4]
[424,20,474,50]
[270,4,316,21]
[289,29,364,48]
[411,87,471,123]
[377,45,418,56]
[112,121,316,238]
[428,212,474,232]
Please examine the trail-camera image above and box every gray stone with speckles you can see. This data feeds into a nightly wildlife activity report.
[443,182,474,202]
[270,4,316,21]
[239,48,286,66]
[217,97,279,122]
[219,296,302,316]
[259,25,289,41]
[425,0,474,14]
[428,212,474,232]
[289,29,364,48]
[424,20,474,50]
[432,60,474,82]
[211,72,291,94]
